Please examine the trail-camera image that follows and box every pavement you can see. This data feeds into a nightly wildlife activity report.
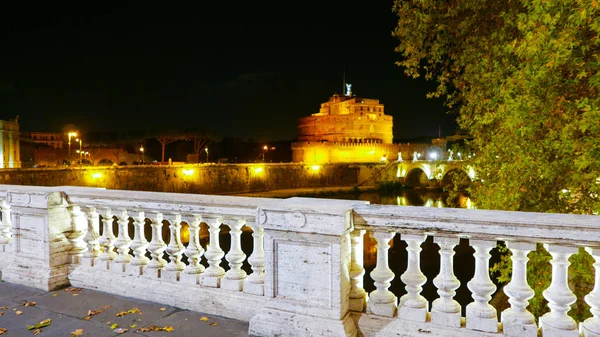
[0,281,248,337]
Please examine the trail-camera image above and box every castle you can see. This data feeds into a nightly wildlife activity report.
[292,86,400,163]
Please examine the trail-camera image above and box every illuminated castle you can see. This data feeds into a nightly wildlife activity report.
[292,85,400,163]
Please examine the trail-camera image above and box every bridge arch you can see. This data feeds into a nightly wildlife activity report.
[96,158,114,166]
[441,168,472,190]
[405,168,430,188]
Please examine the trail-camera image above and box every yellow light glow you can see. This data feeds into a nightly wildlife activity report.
[253,167,264,174]
[467,166,476,180]
[182,168,195,176]
[92,172,102,179]
[311,165,320,171]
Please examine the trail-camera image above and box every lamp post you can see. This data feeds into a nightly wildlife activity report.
[204,147,209,164]
[76,139,83,166]
[139,146,144,164]
[67,132,77,166]
[262,145,268,162]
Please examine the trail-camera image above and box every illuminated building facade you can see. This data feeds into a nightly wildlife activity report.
[22,132,64,149]
[0,118,21,168]
[292,89,399,163]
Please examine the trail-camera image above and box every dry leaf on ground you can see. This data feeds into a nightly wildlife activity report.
[64,288,82,292]
[0,307,6,310]
[70,329,83,336]
[159,307,166,311]
[136,325,175,333]
[84,305,110,320]
[32,329,41,335]
[0,328,6,335]
[72,294,79,297]
[0,312,4,317]
[199,316,209,321]
[27,319,52,330]
[15,311,23,315]
[23,302,36,307]
[116,308,141,317]
[210,322,218,326]
[114,328,128,334]
[51,294,58,297]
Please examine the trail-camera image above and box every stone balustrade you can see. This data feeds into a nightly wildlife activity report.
[0,184,599,336]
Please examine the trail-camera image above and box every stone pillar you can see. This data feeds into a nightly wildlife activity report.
[248,199,359,337]
[2,189,72,291]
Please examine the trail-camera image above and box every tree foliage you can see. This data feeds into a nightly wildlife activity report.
[394,0,600,321]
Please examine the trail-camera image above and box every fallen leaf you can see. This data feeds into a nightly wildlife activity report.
[84,304,110,320]
[15,311,23,315]
[110,323,118,329]
[135,325,174,333]
[27,319,52,330]
[199,316,209,321]
[70,328,83,336]
[51,294,58,297]
[106,321,111,325]
[210,322,218,326]
[0,307,6,310]
[116,308,141,317]
[64,288,82,292]
[114,328,128,334]
[72,294,79,297]
[83,316,91,321]
[0,328,6,335]
[130,324,137,328]
[23,302,36,307]
[33,329,41,335]
[163,326,174,332]
[159,307,166,311]
[0,312,3,317]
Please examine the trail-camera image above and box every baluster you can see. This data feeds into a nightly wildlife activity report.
[222,219,248,291]
[0,200,12,246]
[146,212,167,278]
[431,236,460,327]
[366,231,397,317]
[466,240,498,332]
[127,211,149,276]
[68,205,88,264]
[349,229,367,312]
[82,207,101,266]
[201,217,225,287]
[584,247,600,337]
[501,242,537,337]
[113,209,132,272]
[539,244,579,336]
[98,208,117,268]
[398,234,428,322]
[164,213,185,281]
[181,215,204,285]
[245,224,265,295]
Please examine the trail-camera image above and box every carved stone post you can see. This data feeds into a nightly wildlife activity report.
[127,211,149,276]
[164,213,185,281]
[539,244,579,337]
[349,229,367,312]
[201,217,225,287]
[466,240,498,332]
[98,208,117,269]
[113,209,132,272]
[244,224,265,295]
[222,219,248,291]
[367,231,397,317]
[68,205,88,264]
[249,202,358,337]
[501,241,537,337]
[0,200,12,246]
[181,215,204,284]
[431,236,461,327]
[146,212,167,278]
[3,190,72,291]
[399,234,428,322]
[82,207,101,267]
[584,247,600,337]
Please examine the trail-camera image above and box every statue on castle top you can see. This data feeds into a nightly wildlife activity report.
[397,152,403,162]
[345,83,352,96]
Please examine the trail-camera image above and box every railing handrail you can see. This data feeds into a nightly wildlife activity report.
[353,203,600,245]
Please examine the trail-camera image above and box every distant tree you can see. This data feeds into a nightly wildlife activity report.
[155,130,185,163]
[184,129,221,163]
[393,0,600,320]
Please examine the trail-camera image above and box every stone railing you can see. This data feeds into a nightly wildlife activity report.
[0,184,599,336]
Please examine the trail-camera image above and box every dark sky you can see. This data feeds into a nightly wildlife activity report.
[0,1,456,141]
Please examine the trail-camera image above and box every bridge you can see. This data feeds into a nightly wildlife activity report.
[0,184,597,336]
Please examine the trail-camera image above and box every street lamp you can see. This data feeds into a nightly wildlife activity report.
[204,147,209,164]
[139,146,144,164]
[262,145,268,162]
[76,139,83,166]
[67,132,77,166]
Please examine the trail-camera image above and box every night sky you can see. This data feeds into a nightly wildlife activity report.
[0,2,456,142]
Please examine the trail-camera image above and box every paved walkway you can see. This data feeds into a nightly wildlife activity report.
[0,282,248,337]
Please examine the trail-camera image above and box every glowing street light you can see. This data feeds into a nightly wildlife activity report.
[67,132,77,166]
[204,147,209,164]
[429,151,438,160]
[139,146,145,164]
[262,145,268,162]
[76,139,83,166]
